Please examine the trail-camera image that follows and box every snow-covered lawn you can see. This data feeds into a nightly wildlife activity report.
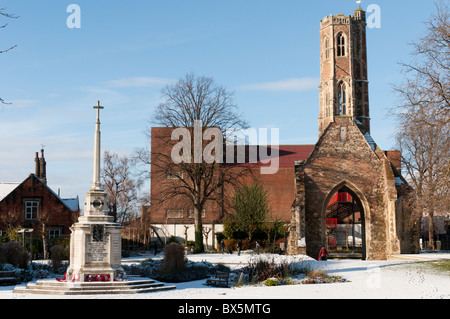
[1,252,449,299]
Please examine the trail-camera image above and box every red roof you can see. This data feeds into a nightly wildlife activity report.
[275,145,315,168]
[151,127,314,168]
[228,145,314,168]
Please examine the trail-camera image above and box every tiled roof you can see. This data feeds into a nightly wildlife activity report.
[228,145,314,168]
[62,197,80,211]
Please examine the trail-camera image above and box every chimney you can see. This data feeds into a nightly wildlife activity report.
[35,152,40,177]
[39,148,47,184]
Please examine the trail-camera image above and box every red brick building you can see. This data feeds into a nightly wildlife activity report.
[147,132,314,248]
[148,8,419,258]
[0,150,79,241]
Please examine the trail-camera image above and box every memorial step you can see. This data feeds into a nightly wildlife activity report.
[13,278,176,295]
[32,279,165,291]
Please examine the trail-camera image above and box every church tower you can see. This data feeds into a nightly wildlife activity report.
[318,7,370,136]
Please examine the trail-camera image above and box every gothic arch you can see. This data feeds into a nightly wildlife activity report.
[335,32,347,57]
[335,81,348,115]
[321,180,371,259]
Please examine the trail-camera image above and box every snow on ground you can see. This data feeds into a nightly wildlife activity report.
[1,252,449,299]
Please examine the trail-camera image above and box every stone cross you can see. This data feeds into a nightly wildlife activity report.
[93,100,104,122]
[92,100,104,190]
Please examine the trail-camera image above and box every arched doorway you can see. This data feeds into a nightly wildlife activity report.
[324,185,366,259]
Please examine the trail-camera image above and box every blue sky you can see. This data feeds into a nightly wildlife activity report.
[0,0,437,202]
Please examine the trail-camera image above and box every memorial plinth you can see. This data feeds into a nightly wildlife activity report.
[66,192,124,282]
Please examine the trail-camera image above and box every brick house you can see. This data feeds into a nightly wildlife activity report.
[0,150,79,242]
[148,8,419,259]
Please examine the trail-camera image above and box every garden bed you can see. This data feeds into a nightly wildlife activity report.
[122,258,231,283]
[231,257,348,287]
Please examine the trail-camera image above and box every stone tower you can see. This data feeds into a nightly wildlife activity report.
[286,8,420,260]
[318,7,370,136]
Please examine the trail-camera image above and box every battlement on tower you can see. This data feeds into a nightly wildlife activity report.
[320,8,366,29]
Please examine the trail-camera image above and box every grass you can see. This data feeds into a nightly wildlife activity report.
[398,259,450,277]
[427,260,450,273]
[302,269,346,284]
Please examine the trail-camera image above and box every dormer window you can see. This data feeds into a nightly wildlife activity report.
[336,33,346,57]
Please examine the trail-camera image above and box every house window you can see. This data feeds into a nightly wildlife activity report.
[167,209,183,219]
[188,209,206,219]
[336,83,347,115]
[49,228,62,239]
[336,33,346,57]
[24,200,39,220]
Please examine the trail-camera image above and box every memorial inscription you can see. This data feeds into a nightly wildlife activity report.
[90,241,108,262]
[87,225,108,262]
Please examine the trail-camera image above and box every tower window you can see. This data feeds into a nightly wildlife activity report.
[324,37,330,59]
[336,83,347,115]
[336,33,346,57]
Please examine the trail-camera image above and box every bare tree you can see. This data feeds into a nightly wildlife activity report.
[147,73,250,253]
[393,1,450,250]
[1,7,18,105]
[37,210,50,259]
[394,0,449,127]
[395,108,449,250]
[183,225,190,245]
[0,209,22,241]
[102,151,142,224]
[202,226,211,251]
